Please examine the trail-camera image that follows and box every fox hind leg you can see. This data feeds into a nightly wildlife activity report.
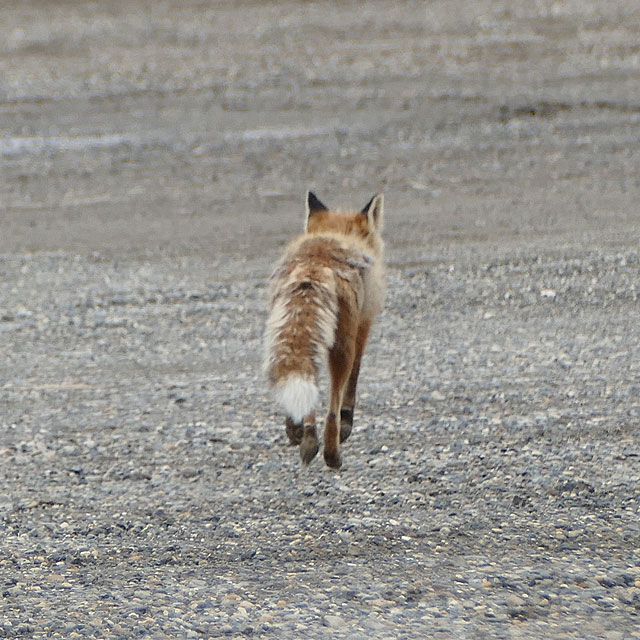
[285,413,318,465]
[339,320,371,443]
[299,413,319,465]
[285,416,303,445]
[324,331,356,469]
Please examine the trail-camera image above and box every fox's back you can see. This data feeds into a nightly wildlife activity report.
[270,232,382,318]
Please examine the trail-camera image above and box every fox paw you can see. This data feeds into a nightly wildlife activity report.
[300,434,319,465]
[323,448,342,470]
[339,409,353,443]
[285,417,303,445]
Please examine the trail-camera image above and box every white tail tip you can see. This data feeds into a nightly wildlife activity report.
[275,375,319,423]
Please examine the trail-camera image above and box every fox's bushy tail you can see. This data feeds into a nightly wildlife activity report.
[264,267,338,423]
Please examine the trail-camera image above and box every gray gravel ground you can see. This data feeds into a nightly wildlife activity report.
[2,1,640,638]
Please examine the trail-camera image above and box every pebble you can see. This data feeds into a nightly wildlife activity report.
[505,594,525,608]
[323,615,347,629]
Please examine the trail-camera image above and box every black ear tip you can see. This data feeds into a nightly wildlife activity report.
[361,195,376,214]
[307,191,328,213]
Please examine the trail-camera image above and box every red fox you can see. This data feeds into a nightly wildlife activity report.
[264,191,385,469]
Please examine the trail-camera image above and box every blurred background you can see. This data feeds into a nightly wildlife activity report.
[2,0,639,260]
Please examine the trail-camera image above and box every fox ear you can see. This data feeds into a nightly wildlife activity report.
[305,191,328,228]
[306,191,328,216]
[361,193,384,230]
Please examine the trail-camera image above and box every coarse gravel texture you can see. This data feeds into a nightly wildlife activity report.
[2,1,640,639]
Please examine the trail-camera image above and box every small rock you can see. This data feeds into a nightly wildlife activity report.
[597,575,620,589]
[323,615,346,629]
[506,594,525,608]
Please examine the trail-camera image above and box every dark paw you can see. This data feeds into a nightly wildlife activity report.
[285,417,303,445]
[339,409,353,443]
[323,448,342,470]
[300,434,319,465]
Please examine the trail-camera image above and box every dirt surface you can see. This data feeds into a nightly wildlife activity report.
[1,1,640,638]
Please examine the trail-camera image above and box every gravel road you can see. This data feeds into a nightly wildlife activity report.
[2,1,640,638]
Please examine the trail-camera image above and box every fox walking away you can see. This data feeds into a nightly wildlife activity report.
[264,191,385,469]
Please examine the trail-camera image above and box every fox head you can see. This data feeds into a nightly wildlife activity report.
[304,191,384,255]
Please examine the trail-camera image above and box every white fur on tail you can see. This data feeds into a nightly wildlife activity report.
[274,375,319,423]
